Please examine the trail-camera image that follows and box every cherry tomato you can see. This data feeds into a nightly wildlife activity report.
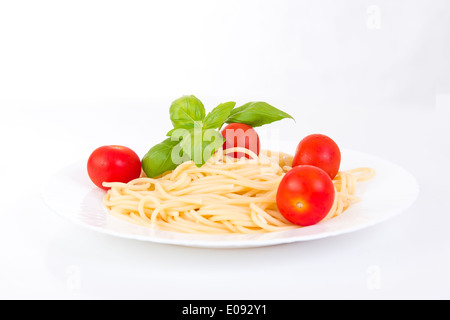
[87,145,142,190]
[276,165,335,226]
[220,123,260,159]
[292,134,341,179]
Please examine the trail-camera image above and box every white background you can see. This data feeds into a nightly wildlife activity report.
[1,0,449,299]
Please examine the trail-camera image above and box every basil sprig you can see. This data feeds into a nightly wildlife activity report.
[142,95,294,178]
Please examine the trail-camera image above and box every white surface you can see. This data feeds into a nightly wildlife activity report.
[1,1,450,299]
[42,149,419,248]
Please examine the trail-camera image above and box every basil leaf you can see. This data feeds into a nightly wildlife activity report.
[165,127,178,137]
[169,95,206,129]
[203,101,236,129]
[141,138,181,178]
[225,102,294,127]
[165,121,203,137]
[202,129,226,164]
[178,128,225,167]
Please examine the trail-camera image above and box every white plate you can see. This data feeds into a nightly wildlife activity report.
[41,145,419,248]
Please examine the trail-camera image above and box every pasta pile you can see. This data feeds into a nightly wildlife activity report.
[103,148,375,234]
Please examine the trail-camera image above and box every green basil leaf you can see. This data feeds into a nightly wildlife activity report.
[202,129,226,165]
[169,95,206,129]
[166,119,205,137]
[141,138,182,178]
[225,102,294,127]
[165,127,178,137]
[178,128,225,167]
[203,101,236,129]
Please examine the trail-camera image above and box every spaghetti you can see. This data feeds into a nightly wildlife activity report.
[103,148,375,234]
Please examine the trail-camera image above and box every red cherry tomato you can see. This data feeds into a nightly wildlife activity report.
[276,165,335,226]
[87,145,142,190]
[220,123,260,159]
[292,134,341,179]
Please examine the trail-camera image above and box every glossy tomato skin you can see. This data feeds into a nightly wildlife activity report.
[87,145,142,190]
[292,134,341,179]
[220,123,260,159]
[276,165,335,226]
